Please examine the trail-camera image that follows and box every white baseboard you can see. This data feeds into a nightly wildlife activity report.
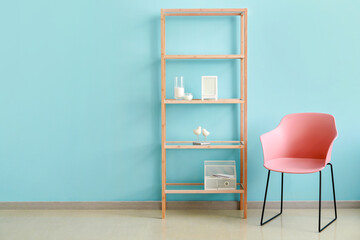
[248,200,360,209]
[0,201,358,210]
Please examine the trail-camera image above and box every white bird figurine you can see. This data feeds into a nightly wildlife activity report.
[202,128,210,142]
[193,126,202,142]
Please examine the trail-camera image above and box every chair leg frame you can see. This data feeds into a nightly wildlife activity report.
[319,163,337,232]
[260,170,283,225]
[260,163,337,232]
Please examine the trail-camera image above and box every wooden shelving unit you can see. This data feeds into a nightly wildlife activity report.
[161,8,247,219]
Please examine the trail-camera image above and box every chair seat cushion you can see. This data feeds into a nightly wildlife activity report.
[264,158,326,174]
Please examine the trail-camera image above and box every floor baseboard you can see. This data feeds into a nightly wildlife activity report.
[248,200,360,209]
[0,201,358,210]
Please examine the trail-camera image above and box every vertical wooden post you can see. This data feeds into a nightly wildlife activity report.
[243,8,248,219]
[240,13,244,211]
[161,9,167,219]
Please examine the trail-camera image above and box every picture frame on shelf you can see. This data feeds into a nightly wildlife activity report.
[201,76,218,100]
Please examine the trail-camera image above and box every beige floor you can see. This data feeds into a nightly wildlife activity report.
[0,209,359,240]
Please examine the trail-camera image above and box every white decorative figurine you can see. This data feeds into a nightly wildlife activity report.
[193,126,210,145]
[202,128,210,142]
[193,126,202,143]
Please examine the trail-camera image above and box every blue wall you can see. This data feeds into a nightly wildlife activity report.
[0,0,359,202]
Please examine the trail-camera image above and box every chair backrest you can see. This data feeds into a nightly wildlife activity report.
[260,113,337,164]
[263,113,337,160]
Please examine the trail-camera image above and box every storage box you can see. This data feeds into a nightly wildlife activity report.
[204,161,236,190]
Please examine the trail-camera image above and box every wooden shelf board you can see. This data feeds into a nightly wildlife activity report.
[165,145,243,149]
[163,9,246,17]
[166,189,244,194]
[165,55,244,59]
[164,99,244,104]
[165,13,242,17]
[165,183,244,194]
[165,141,244,150]
[166,141,243,143]
[166,182,243,186]
[165,184,244,194]
[163,8,246,13]
[167,183,204,186]
[165,141,244,149]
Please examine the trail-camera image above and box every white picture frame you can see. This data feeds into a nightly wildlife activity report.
[201,76,218,100]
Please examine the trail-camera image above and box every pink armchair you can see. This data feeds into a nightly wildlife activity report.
[260,113,337,232]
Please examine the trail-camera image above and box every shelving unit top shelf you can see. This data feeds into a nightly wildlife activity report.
[163,9,246,16]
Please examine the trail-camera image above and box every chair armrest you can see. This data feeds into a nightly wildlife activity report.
[325,138,337,165]
[260,127,286,163]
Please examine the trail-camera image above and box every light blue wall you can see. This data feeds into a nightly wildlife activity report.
[0,0,359,202]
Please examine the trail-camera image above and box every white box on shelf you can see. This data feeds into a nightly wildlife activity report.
[204,160,236,190]
[201,76,218,100]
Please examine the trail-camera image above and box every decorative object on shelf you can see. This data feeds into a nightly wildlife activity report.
[192,126,210,145]
[174,76,184,100]
[201,76,218,100]
[202,128,210,143]
[205,161,236,190]
[193,126,202,144]
[183,93,193,101]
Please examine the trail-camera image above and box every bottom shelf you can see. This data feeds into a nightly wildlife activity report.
[165,183,244,194]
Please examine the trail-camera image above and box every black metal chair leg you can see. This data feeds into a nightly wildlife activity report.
[260,170,284,225]
[318,163,337,232]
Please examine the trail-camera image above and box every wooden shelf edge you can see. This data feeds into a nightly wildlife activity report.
[166,141,243,144]
[165,182,244,194]
[166,182,243,186]
[164,99,244,104]
[165,13,242,17]
[165,189,244,194]
[163,8,246,13]
[165,141,244,149]
[165,145,244,149]
[165,54,244,59]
